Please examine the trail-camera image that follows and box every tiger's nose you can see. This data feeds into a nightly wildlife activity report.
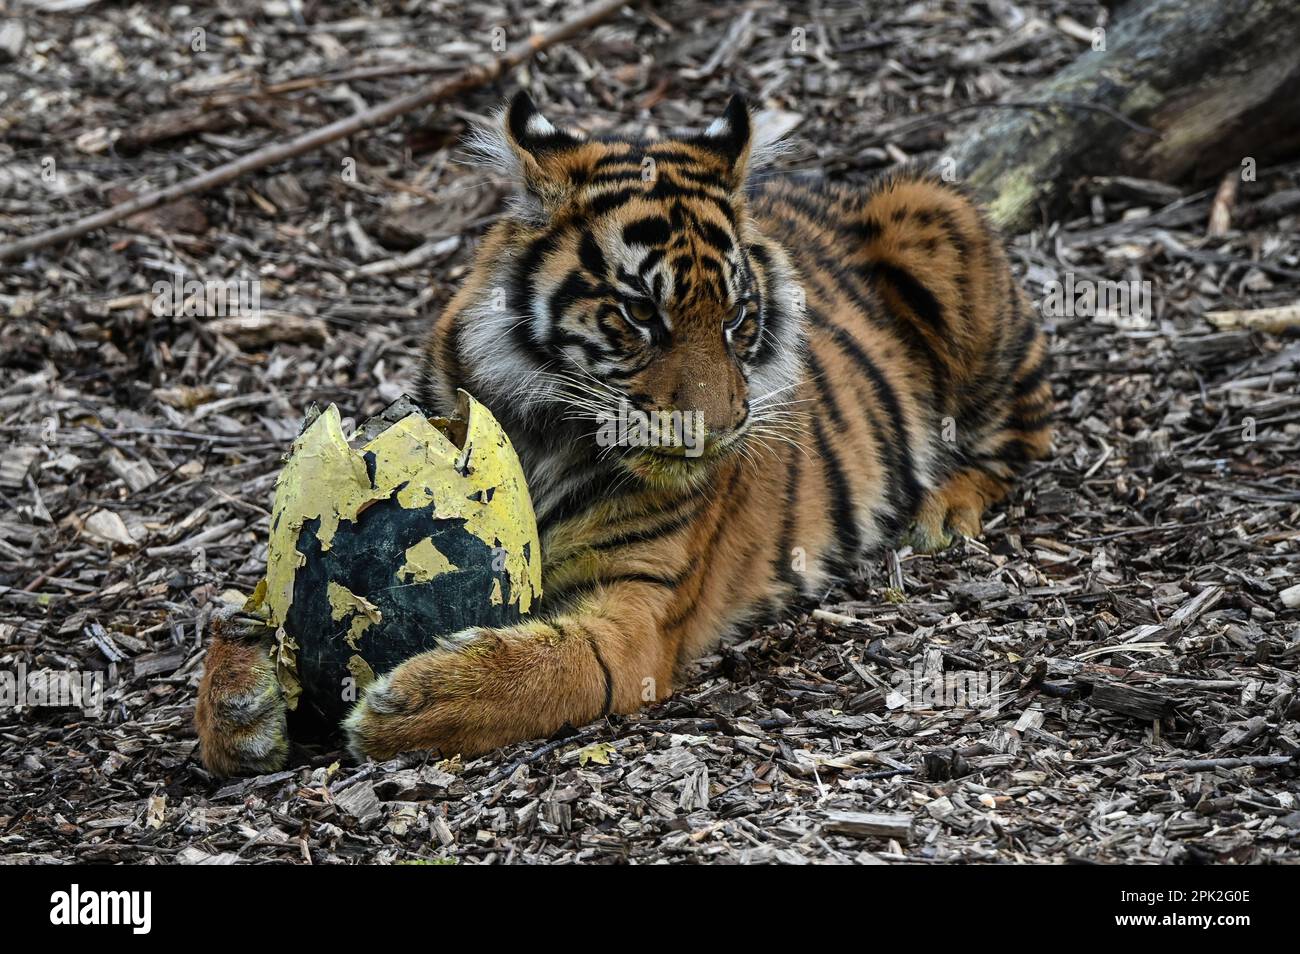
[672,376,747,437]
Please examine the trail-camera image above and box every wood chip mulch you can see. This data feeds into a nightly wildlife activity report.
[1,0,1297,864]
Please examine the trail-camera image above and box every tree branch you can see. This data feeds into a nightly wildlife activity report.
[0,0,631,263]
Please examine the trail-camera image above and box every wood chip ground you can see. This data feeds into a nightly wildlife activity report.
[1,0,1297,864]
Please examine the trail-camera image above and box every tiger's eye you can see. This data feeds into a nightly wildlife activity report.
[622,298,658,327]
[726,303,748,331]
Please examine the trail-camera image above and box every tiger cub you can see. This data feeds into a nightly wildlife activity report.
[195,93,1051,776]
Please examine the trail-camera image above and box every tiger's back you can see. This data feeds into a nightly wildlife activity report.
[747,173,1052,565]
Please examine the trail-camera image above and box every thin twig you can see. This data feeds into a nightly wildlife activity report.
[1157,755,1298,772]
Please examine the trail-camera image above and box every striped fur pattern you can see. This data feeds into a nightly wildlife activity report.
[195,92,1051,774]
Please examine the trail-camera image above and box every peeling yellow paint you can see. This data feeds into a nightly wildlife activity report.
[365,392,542,615]
[272,626,302,711]
[327,580,382,649]
[244,578,267,613]
[347,654,376,690]
[398,537,459,584]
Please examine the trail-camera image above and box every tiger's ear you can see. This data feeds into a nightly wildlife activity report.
[696,94,753,188]
[496,92,586,214]
[504,91,582,158]
[466,92,585,220]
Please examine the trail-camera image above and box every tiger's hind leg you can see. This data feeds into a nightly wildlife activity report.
[907,467,1012,553]
[907,333,1053,553]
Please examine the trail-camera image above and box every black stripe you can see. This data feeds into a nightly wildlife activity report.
[866,260,947,336]
[588,187,641,216]
[440,317,463,395]
[546,270,597,344]
[670,254,693,295]
[1004,263,1027,351]
[604,352,655,382]
[551,325,613,367]
[508,229,563,362]
[698,219,734,254]
[557,622,614,718]
[537,466,627,533]
[590,500,700,552]
[807,309,922,530]
[579,232,607,278]
[592,151,639,170]
[661,464,746,632]
[745,242,783,366]
[1005,407,1052,432]
[774,435,803,595]
[923,205,973,353]
[623,216,671,247]
[764,193,948,390]
[587,170,641,186]
[772,187,844,234]
[851,215,883,241]
[671,165,729,187]
[1010,361,1048,400]
[697,255,726,278]
[643,147,709,164]
[800,348,863,564]
[647,181,737,226]
[593,638,614,716]
[1008,307,1043,364]
[638,247,665,279]
[811,414,861,572]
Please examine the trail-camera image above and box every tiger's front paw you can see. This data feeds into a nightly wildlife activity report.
[344,624,608,763]
[904,506,980,554]
[195,622,289,777]
[345,655,478,764]
[904,511,980,553]
[343,636,522,763]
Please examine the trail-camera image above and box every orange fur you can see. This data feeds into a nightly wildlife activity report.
[194,618,287,776]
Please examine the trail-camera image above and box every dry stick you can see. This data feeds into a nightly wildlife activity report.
[0,0,631,263]
[1158,755,1297,772]
[205,62,465,101]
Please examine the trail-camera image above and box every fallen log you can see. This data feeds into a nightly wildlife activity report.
[944,0,1300,232]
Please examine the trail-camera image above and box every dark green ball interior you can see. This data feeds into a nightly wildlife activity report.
[286,491,521,728]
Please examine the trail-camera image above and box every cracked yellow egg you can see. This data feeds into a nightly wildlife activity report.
[252,390,542,728]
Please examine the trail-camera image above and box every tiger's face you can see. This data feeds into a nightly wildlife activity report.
[456,93,805,487]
